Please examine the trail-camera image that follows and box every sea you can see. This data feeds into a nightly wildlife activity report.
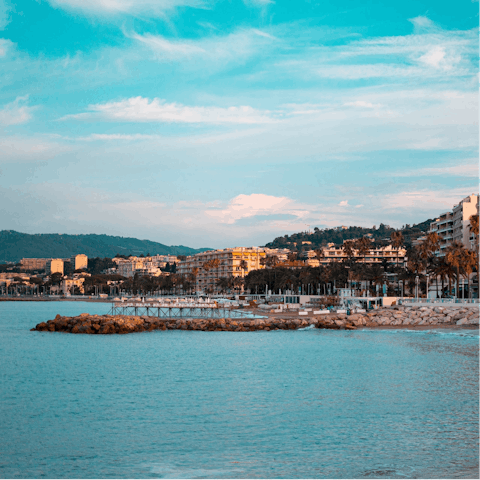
[0,301,478,479]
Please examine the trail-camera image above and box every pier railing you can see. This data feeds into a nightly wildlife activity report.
[110,302,261,319]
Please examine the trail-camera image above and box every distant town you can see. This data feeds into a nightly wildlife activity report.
[1,194,478,301]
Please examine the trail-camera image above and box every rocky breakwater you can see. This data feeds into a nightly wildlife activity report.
[32,314,324,334]
[326,305,479,328]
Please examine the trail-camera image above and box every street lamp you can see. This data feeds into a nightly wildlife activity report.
[415,275,419,300]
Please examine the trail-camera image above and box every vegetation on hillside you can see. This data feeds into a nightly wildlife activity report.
[0,230,212,263]
[264,219,434,251]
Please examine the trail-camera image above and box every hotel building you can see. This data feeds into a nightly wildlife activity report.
[177,247,266,292]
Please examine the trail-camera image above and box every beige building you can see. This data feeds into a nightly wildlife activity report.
[177,247,266,292]
[430,194,478,256]
[20,258,49,271]
[70,254,88,271]
[304,243,406,266]
[61,277,85,294]
[47,259,64,275]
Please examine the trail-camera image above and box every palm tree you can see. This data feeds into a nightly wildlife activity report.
[461,249,477,299]
[190,267,199,294]
[470,214,480,292]
[342,240,356,267]
[314,248,324,266]
[239,260,248,277]
[390,231,404,267]
[233,276,244,293]
[216,277,230,294]
[445,241,466,298]
[355,237,371,264]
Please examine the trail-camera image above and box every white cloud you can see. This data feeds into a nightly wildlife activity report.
[344,101,381,108]
[338,200,349,207]
[0,37,14,57]
[62,96,276,124]
[0,135,71,163]
[131,33,207,58]
[409,16,436,32]
[355,204,364,208]
[381,188,478,213]
[391,161,479,178]
[0,96,36,126]
[418,46,447,69]
[130,28,276,64]
[205,193,309,224]
[279,17,476,82]
[0,0,12,30]
[46,0,207,17]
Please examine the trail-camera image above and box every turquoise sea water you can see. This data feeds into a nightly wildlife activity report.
[1,301,478,479]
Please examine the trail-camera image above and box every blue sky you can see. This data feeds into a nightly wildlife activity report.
[0,0,478,248]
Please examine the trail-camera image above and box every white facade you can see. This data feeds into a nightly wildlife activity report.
[304,243,406,266]
[430,194,478,256]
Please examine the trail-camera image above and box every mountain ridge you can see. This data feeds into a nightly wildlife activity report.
[0,231,212,263]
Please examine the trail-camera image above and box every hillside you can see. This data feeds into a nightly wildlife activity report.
[0,231,212,263]
[264,219,433,251]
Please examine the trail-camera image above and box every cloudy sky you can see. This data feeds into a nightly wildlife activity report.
[0,0,478,248]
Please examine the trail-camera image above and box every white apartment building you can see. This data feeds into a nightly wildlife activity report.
[263,247,291,262]
[304,243,406,266]
[430,194,478,256]
[177,247,266,292]
[113,255,176,277]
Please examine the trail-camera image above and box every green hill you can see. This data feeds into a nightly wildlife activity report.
[264,219,433,251]
[0,231,212,263]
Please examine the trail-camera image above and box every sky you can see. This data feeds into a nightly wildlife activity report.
[0,0,478,248]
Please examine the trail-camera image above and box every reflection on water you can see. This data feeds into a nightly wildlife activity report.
[0,301,478,479]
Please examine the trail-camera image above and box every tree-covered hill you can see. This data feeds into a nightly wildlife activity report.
[264,219,434,251]
[0,231,212,263]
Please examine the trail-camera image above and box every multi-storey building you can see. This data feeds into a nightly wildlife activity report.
[430,194,478,256]
[452,194,478,247]
[20,258,49,271]
[263,247,291,262]
[177,247,266,292]
[113,255,174,277]
[46,259,64,275]
[70,254,88,271]
[304,243,406,266]
[61,277,85,294]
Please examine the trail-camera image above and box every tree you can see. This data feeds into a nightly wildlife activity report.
[216,277,230,294]
[239,260,248,277]
[355,237,371,264]
[445,242,466,297]
[342,240,356,267]
[461,249,477,299]
[314,248,324,265]
[470,214,480,292]
[189,267,199,294]
[390,231,404,266]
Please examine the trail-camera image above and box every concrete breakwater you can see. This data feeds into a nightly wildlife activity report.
[31,305,479,334]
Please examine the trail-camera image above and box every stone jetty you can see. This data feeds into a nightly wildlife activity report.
[31,305,478,334]
[345,304,479,327]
